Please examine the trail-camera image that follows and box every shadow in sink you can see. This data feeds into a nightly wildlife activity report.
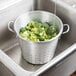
[0,62,15,76]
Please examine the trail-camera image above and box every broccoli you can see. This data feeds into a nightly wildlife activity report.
[19,21,58,42]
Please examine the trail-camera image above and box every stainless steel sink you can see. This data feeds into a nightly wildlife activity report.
[0,62,15,76]
[0,0,76,76]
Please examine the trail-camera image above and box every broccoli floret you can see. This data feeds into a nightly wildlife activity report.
[19,21,58,42]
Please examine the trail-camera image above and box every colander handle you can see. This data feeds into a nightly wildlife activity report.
[8,21,15,33]
[62,24,70,34]
[8,21,70,34]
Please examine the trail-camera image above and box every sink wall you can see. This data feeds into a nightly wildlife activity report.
[0,0,34,76]
[0,0,34,50]
[36,0,76,76]
[0,0,76,76]
[0,62,15,76]
[37,0,76,44]
[1,0,76,50]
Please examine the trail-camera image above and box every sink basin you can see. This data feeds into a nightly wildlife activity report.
[0,0,76,76]
[0,62,15,76]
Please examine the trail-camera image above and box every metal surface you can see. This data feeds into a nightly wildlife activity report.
[59,0,76,8]
[0,0,34,50]
[8,11,69,64]
[0,49,33,76]
[0,62,15,76]
[5,43,76,76]
[40,48,76,76]
[0,0,76,76]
